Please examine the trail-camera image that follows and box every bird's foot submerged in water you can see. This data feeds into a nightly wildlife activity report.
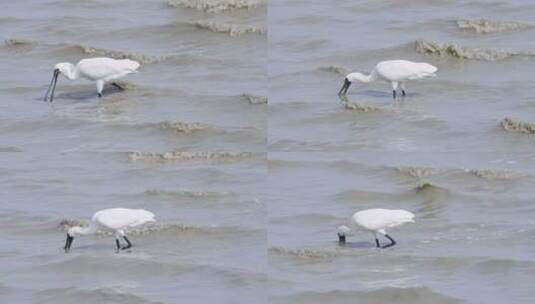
[381,234,396,248]
[375,234,397,249]
[121,236,132,250]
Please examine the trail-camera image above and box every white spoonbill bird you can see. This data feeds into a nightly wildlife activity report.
[338,60,437,99]
[337,208,415,248]
[64,208,155,253]
[44,57,140,102]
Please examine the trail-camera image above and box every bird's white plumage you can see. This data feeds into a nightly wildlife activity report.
[64,207,155,252]
[374,60,437,82]
[45,57,140,102]
[352,208,415,233]
[92,208,155,230]
[77,58,140,82]
[340,59,437,97]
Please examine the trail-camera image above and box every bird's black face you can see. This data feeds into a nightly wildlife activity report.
[64,233,74,253]
[338,232,346,244]
[44,68,60,102]
[338,78,351,96]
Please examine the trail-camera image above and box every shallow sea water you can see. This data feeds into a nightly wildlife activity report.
[2,0,535,303]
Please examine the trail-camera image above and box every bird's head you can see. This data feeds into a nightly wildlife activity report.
[44,62,77,102]
[338,72,368,96]
[64,226,85,253]
[54,63,75,79]
[337,225,351,244]
[67,226,84,237]
[346,72,369,83]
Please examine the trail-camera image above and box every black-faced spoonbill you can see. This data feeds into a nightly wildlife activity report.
[64,208,155,253]
[338,60,437,99]
[44,57,140,102]
[337,208,415,248]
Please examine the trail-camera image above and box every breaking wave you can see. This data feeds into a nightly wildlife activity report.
[395,165,521,180]
[318,65,350,76]
[128,151,258,162]
[415,39,535,61]
[144,188,233,198]
[501,117,535,134]
[414,180,442,192]
[157,121,213,134]
[241,94,268,104]
[464,168,521,180]
[341,100,384,112]
[192,21,266,36]
[396,166,444,178]
[456,18,531,34]
[167,0,266,13]
[4,38,35,47]
[269,246,339,259]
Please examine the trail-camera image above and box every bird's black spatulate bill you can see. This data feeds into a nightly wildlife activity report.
[44,69,59,102]
[64,234,74,252]
[338,78,351,96]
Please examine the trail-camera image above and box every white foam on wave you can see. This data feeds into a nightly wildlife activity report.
[167,0,266,13]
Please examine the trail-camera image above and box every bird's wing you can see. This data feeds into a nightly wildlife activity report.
[354,209,414,231]
[77,58,140,80]
[385,209,415,228]
[94,208,155,230]
[376,60,436,81]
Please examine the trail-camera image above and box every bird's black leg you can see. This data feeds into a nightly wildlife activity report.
[112,82,124,91]
[392,90,396,99]
[381,234,396,249]
[115,239,121,252]
[402,90,406,97]
[121,236,132,250]
[375,238,380,248]
[98,93,103,98]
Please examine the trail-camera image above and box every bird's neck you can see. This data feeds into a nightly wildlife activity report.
[73,225,96,236]
[63,63,79,80]
[348,71,376,83]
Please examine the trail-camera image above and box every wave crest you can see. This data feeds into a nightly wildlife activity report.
[128,151,257,162]
[396,166,443,178]
[319,65,349,76]
[465,168,521,180]
[456,18,531,34]
[415,39,535,61]
[501,117,535,134]
[269,246,337,259]
[341,100,383,112]
[158,121,212,134]
[192,21,266,36]
[144,189,232,198]
[415,180,440,192]
[4,38,34,47]
[167,0,266,13]
[242,93,267,104]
